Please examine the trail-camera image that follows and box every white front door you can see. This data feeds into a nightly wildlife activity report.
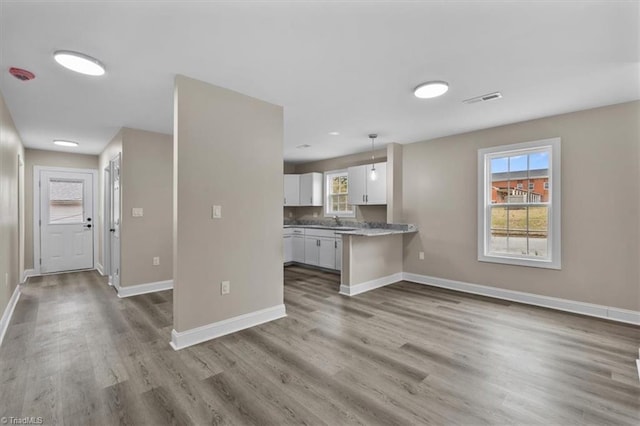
[40,169,94,273]
[109,155,121,289]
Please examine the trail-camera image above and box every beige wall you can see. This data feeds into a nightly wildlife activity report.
[289,149,388,223]
[403,101,640,311]
[174,75,284,332]
[121,128,173,286]
[386,143,403,223]
[98,128,173,287]
[24,148,99,270]
[342,234,403,286]
[0,90,24,319]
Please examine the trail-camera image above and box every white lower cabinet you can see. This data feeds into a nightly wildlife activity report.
[292,235,305,263]
[285,227,342,271]
[304,237,320,266]
[283,235,292,263]
[318,237,336,269]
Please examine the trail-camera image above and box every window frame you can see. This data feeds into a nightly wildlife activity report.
[477,137,561,269]
[324,169,355,218]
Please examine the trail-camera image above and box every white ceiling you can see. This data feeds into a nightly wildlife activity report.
[1,1,638,162]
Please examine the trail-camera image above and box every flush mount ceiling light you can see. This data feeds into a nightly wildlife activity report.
[328,131,340,136]
[53,140,79,147]
[53,50,106,76]
[414,81,449,99]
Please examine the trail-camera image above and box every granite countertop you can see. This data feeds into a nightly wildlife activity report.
[284,222,417,236]
[334,227,418,237]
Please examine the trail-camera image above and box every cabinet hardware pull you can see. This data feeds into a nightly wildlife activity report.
[366,194,368,203]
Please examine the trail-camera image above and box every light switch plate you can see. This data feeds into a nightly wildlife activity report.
[212,205,222,219]
[153,257,160,266]
[419,251,425,260]
[221,280,230,295]
[132,208,143,217]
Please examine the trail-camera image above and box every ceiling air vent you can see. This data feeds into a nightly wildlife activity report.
[463,91,502,104]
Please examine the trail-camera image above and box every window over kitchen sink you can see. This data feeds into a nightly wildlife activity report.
[325,170,355,217]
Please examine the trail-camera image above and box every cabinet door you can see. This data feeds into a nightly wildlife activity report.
[335,238,343,271]
[292,235,305,263]
[304,237,320,266]
[284,175,300,206]
[318,237,336,270]
[300,173,323,206]
[347,165,366,205]
[365,162,387,205]
[283,236,292,263]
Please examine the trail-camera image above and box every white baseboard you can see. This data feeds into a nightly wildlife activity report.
[117,279,173,298]
[96,263,105,276]
[340,272,404,297]
[170,304,287,350]
[22,269,36,283]
[402,272,640,326]
[0,284,21,348]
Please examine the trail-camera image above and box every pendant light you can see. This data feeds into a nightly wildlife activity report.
[368,134,378,181]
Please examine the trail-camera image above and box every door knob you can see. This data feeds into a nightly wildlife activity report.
[110,228,116,232]
[84,224,92,229]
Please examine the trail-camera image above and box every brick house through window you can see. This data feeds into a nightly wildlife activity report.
[491,169,549,203]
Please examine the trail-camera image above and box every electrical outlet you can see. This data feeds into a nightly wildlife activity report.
[221,281,230,295]
[132,208,144,217]
[313,212,318,218]
[153,257,160,266]
[419,251,425,260]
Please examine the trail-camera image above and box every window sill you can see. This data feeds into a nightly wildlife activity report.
[478,254,561,270]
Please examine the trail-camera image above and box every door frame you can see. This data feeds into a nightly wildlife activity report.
[33,166,98,275]
[102,166,111,277]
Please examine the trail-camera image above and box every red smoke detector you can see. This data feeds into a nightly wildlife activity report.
[9,67,36,81]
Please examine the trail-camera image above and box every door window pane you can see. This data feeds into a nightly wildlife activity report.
[49,179,84,224]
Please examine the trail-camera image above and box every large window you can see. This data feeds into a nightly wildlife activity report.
[478,138,561,269]
[325,170,354,217]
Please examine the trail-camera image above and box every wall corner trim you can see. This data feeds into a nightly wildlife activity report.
[22,269,36,283]
[96,263,105,276]
[170,304,287,350]
[339,272,403,297]
[117,279,173,298]
[0,284,21,348]
[402,272,640,326]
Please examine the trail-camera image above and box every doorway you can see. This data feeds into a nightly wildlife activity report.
[108,155,121,289]
[34,167,97,274]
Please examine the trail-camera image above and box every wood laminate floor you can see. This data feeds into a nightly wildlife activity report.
[1,267,639,425]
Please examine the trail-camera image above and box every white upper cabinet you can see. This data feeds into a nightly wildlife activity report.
[365,162,387,205]
[299,172,323,206]
[284,175,300,206]
[284,172,322,206]
[347,162,387,205]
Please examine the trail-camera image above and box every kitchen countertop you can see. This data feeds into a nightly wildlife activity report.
[334,228,417,237]
[284,223,417,236]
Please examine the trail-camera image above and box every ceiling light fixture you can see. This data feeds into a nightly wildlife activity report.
[53,140,79,147]
[368,134,378,181]
[53,50,106,76]
[328,131,340,136]
[414,81,449,99]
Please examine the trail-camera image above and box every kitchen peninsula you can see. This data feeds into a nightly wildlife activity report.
[283,222,417,296]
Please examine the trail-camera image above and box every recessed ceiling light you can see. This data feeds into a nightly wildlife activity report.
[54,50,106,76]
[414,81,449,99]
[296,144,311,149]
[53,140,79,147]
[328,132,340,136]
